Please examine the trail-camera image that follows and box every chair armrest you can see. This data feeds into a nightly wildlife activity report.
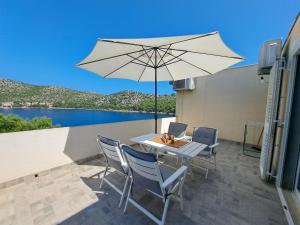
[175,136,185,140]
[209,143,220,149]
[176,135,192,141]
[185,135,192,141]
[162,166,187,189]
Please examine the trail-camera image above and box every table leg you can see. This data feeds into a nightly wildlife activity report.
[139,144,151,153]
[181,157,194,179]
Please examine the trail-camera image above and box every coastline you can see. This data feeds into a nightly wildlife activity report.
[0,106,175,115]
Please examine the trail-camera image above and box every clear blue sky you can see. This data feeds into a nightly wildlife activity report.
[0,0,299,95]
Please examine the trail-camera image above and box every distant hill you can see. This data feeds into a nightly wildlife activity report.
[0,79,175,113]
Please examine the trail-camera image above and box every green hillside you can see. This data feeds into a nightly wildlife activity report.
[0,79,175,114]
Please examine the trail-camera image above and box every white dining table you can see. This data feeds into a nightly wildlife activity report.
[130,133,207,159]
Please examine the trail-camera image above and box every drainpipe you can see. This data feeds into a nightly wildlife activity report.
[267,58,287,181]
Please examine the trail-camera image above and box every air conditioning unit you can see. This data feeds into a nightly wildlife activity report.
[170,78,195,91]
[258,39,282,75]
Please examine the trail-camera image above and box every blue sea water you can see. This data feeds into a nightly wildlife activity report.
[0,108,173,127]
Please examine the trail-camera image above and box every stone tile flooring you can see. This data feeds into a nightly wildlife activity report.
[0,141,287,225]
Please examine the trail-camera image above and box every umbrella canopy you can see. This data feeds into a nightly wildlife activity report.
[77,32,244,132]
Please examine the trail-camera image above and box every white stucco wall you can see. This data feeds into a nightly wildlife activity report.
[0,117,175,184]
[176,65,268,144]
[276,14,300,185]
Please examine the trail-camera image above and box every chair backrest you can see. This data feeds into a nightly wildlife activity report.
[192,127,217,151]
[167,122,187,138]
[96,135,127,174]
[122,145,165,196]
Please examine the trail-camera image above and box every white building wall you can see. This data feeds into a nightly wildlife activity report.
[176,65,268,144]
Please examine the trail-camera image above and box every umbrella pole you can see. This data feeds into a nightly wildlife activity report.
[154,48,158,134]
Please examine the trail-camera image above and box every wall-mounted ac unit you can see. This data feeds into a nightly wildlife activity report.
[258,39,282,75]
[170,78,195,91]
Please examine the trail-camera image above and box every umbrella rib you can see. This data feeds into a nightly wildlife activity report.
[131,61,154,68]
[127,55,151,67]
[156,50,175,81]
[165,59,182,66]
[101,39,154,48]
[160,47,244,60]
[159,48,213,75]
[157,44,172,66]
[138,50,155,82]
[142,47,155,66]
[76,49,149,66]
[158,50,187,67]
[158,32,217,48]
[103,49,152,78]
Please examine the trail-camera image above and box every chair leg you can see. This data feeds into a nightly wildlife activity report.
[140,144,148,153]
[179,183,184,210]
[124,179,133,213]
[161,198,170,225]
[205,167,209,179]
[100,165,108,189]
[118,175,130,208]
[205,157,213,179]
[214,154,217,170]
[188,159,194,180]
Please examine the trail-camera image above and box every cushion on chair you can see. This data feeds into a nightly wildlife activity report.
[197,149,211,157]
[122,145,161,194]
[98,135,120,147]
[192,127,216,152]
[97,135,128,174]
[130,169,162,195]
[130,165,179,196]
[122,145,179,196]
[122,145,157,162]
[160,166,181,193]
[167,122,188,138]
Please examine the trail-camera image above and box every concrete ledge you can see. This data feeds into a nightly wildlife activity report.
[0,117,176,184]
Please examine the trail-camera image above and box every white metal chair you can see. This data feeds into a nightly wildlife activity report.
[191,127,219,179]
[159,122,188,165]
[167,122,188,139]
[96,135,130,208]
[122,145,187,225]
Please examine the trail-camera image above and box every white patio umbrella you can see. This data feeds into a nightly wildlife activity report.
[76,32,244,133]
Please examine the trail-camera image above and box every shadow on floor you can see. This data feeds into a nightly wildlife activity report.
[57,140,287,225]
[58,167,197,225]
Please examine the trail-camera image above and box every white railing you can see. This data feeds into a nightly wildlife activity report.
[0,117,175,184]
